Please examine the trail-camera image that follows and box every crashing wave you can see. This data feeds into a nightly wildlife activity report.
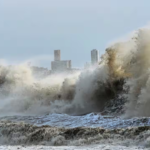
[0,26,150,117]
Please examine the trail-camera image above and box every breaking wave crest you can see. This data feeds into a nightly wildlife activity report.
[1,26,150,117]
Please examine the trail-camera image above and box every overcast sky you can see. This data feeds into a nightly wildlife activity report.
[0,0,150,68]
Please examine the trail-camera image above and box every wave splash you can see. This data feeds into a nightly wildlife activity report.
[1,26,150,117]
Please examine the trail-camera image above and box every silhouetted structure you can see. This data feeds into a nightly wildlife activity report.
[91,49,99,65]
[54,50,61,61]
[51,50,72,72]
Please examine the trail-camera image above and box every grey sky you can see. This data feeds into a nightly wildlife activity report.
[0,0,150,68]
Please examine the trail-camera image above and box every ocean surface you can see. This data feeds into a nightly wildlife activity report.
[0,145,147,150]
[1,113,150,129]
[0,113,150,150]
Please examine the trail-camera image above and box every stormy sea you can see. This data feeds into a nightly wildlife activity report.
[1,27,150,149]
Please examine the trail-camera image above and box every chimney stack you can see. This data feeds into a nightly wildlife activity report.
[54,50,61,61]
[91,49,99,65]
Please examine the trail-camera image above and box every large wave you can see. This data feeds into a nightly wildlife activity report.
[1,26,150,117]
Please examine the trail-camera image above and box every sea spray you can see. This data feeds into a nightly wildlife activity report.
[1,26,150,117]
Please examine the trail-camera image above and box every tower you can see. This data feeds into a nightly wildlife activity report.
[54,50,61,61]
[91,49,99,65]
[51,50,72,72]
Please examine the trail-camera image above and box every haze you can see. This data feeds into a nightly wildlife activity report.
[0,0,150,68]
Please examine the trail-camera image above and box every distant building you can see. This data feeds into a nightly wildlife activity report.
[91,49,99,65]
[54,50,61,61]
[51,50,72,72]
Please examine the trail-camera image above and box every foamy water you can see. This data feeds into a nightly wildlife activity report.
[0,145,146,150]
[1,113,150,129]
